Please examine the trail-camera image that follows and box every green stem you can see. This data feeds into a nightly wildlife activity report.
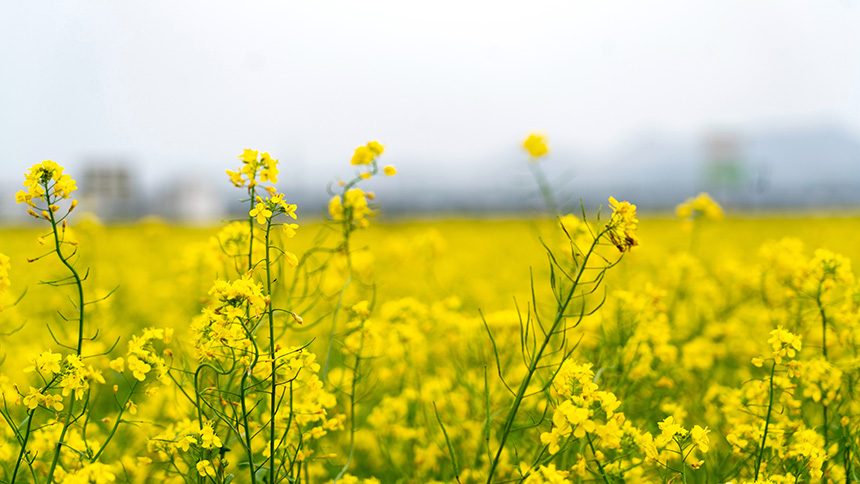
[585,433,611,484]
[45,185,86,483]
[10,410,35,483]
[677,439,687,484]
[816,285,829,477]
[485,231,604,484]
[248,185,257,272]
[238,330,260,484]
[265,220,277,484]
[92,381,139,460]
[754,361,777,480]
[334,323,364,483]
[528,161,558,215]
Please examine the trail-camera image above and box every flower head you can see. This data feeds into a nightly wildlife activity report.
[351,141,384,166]
[769,326,802,364]
[607,196,639,252]
[676,193,723,221]
[523,133,549,159]
[17,161,78,207]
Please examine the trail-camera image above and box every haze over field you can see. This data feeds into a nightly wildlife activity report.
[1,1,859,220]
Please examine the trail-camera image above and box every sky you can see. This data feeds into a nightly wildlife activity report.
[1,0,859,199]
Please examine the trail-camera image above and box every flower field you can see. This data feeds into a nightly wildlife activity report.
[2,149,860,484]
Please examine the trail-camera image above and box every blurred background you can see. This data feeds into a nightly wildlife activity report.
[1,0,859,223]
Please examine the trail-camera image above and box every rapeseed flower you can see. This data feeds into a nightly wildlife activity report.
[17,160,78,206]
[676,192,723,221]
[522,133,549,159]
[351,141,384,165]
[607,196,639,252]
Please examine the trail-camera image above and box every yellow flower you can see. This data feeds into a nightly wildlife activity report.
[197,460,216,477]
[768,326,802,364]
[572,455,587,476]
[367,140,384,155]
[226,169,244,187]
[329,196,344,221]
[656,416,686,446]
[690,425,710,453]
[351,141,384,165]
[250,200,272,224]
[20,160,78,204]
[259,152,279,183]
[23,350,63,374]
[110,357,125,372]
[351,145,375,166]
[523,133,549,158]
[283,223,299,238]
[53,174,77,198]
[676,193,723,221]
[383,165,397,176]
[0,252,9,294]
[127,355,152,381]
[607,196,639,253]
[238,149,258,163]
[200,422,223,449]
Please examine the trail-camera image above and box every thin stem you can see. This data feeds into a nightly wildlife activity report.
[238,328,260,484]
[754,361,777,480]
[528,161,558,215]
[265,219,277,484]
[586,433,611,484]
[248,185,257,272]
[45,184,86,483]
[10,410,35,483]
[485,230,606,483]
[334,325,364,483]
[93,381,139,460]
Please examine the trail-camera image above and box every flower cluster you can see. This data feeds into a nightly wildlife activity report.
[249,191,298,225]
[329,188,374,228]
[0,253,10,296]
[110,327,173,383]
[227,149,279,187]
[675,192,724,221]
[522,133,549,159]
[607,196,639,252]
[15,161,78,220]
[768,326,802,364]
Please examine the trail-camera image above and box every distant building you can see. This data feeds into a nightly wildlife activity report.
[154,172,225,223]
[703,132,746,188]
[81,161,142,220]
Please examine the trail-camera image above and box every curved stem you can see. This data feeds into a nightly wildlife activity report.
[44,185,86,483]
[485,231,606,483]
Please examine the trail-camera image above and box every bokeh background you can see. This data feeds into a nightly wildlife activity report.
[2,0,859,222]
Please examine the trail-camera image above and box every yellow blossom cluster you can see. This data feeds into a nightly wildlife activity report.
[0,253,10,296]
[675,192,724,221]
[330,188,374,228]
[607,196,639,252]
[522,133,549,159]
[6,147,860,484]
[227,149,279,187]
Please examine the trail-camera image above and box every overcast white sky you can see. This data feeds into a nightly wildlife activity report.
[1,0,859,191]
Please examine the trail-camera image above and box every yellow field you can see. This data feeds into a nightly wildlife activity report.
[3,155,860,484]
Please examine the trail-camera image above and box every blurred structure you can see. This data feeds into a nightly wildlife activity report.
[81,161,141,220]
[703,132,747,195]
[153,173,224,223]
